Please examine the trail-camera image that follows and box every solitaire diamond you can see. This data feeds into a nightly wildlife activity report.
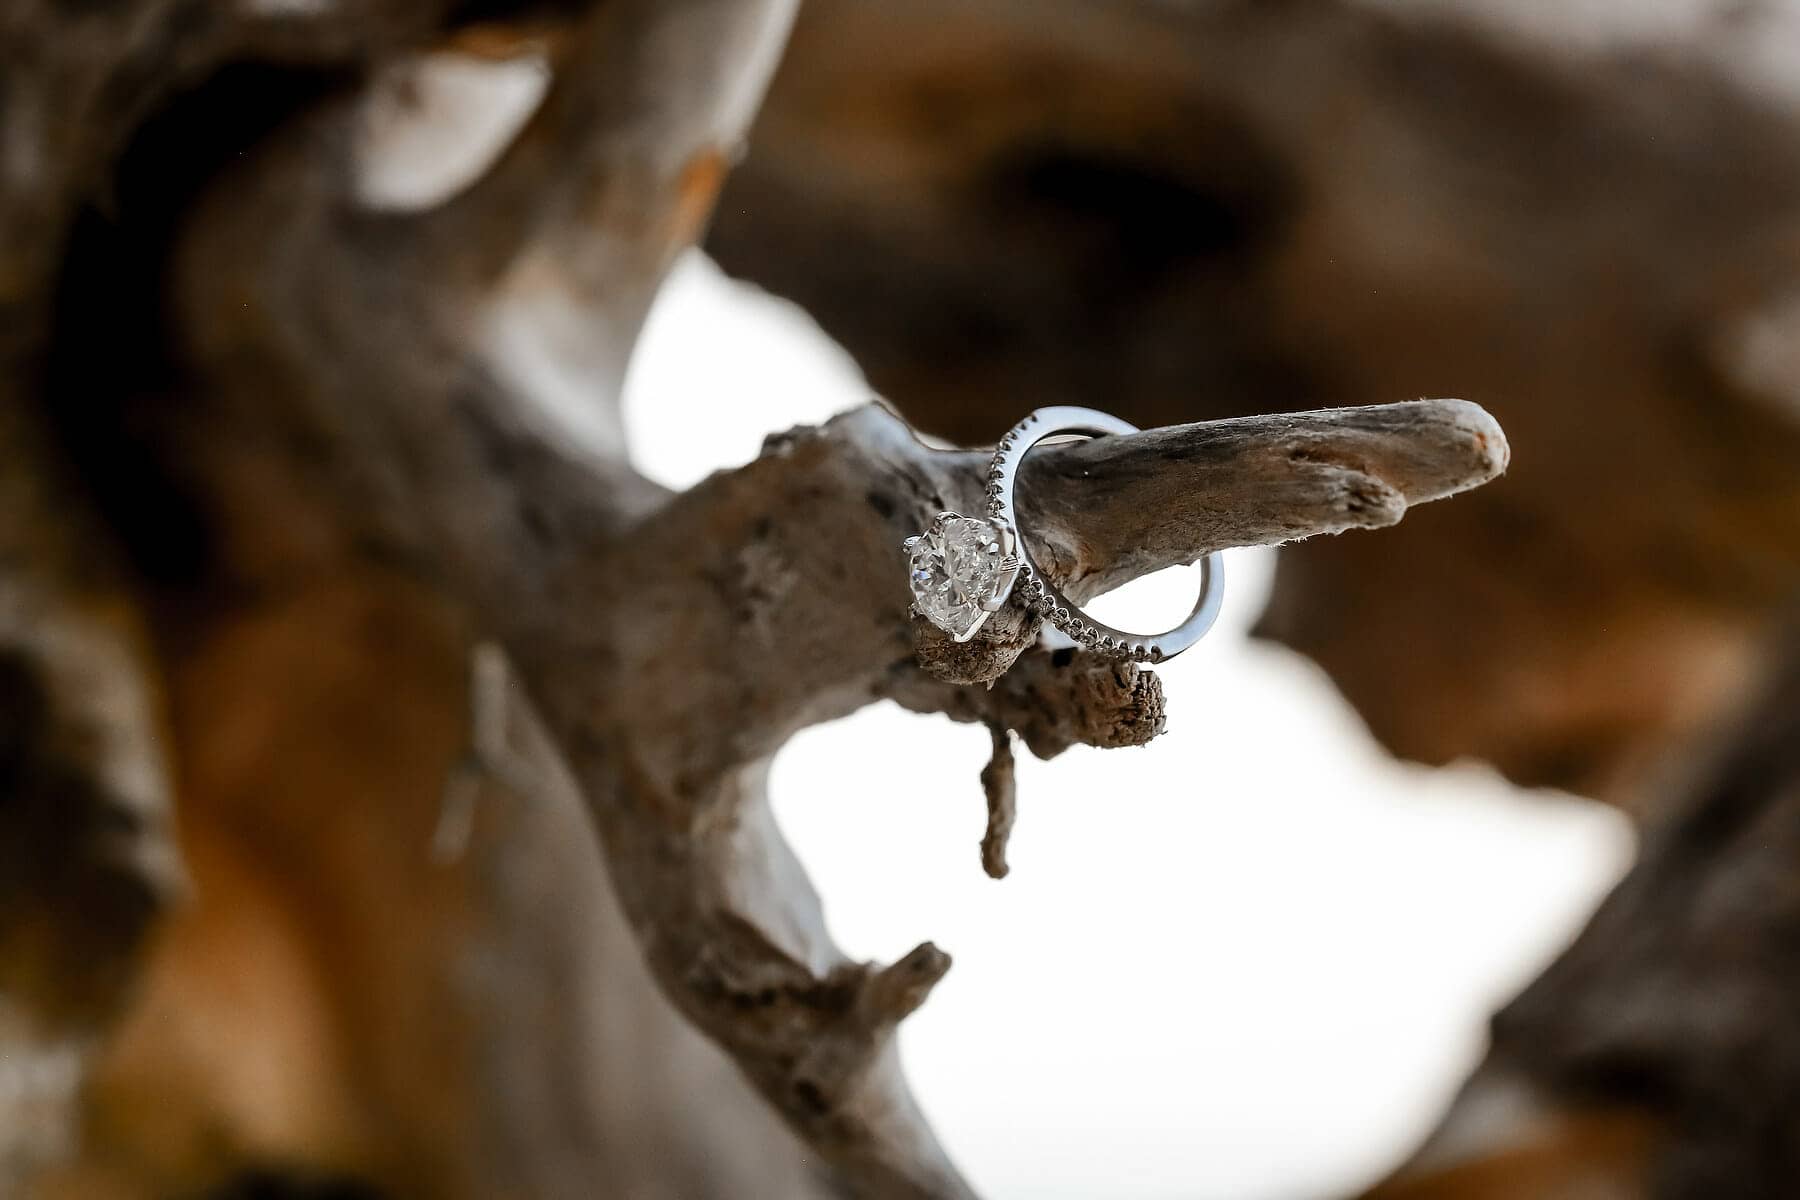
[903,512,1022,641]
[898,408,1223,663]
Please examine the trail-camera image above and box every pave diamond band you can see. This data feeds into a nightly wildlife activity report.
[988,407,1224,661]
[906,406,1225,661]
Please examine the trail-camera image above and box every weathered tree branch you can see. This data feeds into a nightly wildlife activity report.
[1013,400,1508,599]
[148,1,1509,1194]
[905,398,1508,684]
[173,320,1510,1198]
[489,398,1504,1200]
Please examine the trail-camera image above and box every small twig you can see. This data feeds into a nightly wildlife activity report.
[864,942,954,1024]
[979,724,1017,879]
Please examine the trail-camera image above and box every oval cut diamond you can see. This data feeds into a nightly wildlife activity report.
[906,514,1018,640]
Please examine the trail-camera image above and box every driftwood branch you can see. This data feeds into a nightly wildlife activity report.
[174,294,1509,1200]
[907,398,1508,684]
[450,398,1505,1199]
[1014,400,1508,599]
[892,653,1167,759]
[18,0,1506,1194]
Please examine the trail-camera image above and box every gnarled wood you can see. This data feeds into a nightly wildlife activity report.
[5,0,1515,1195]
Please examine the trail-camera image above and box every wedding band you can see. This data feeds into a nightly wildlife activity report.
[904,406,1224,661]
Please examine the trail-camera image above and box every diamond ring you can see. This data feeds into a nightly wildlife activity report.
[904,406,1225,662]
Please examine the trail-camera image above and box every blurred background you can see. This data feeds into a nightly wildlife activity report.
[5,1,1800,1199]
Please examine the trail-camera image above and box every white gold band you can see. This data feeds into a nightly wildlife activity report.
[985,406,1225,662]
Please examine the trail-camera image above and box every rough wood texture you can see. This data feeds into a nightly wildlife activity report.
[708,0,1800,807]
[908,399,1505,685]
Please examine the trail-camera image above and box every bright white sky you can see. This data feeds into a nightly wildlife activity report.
[622,252,1634,1200]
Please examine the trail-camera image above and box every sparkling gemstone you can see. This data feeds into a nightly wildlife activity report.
[907,514,1017,640]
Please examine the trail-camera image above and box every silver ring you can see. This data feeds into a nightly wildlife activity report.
[904,406,1225,661]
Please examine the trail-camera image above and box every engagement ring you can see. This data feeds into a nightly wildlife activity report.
[904,407,1225,662]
